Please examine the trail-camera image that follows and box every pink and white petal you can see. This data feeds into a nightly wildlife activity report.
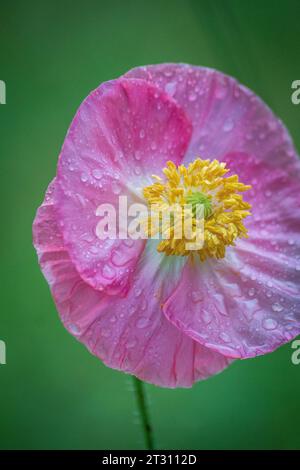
[56,78,192,295]
[164,240,300,359]
[125,63,298,169]
[79,241,232,388]
[222,149,300,226]
[33,191,232,387]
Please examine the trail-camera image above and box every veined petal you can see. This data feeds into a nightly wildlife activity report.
[125,64,298,170]
[55,78,192,295]
[33,188,232,387]
[163,240,300,359]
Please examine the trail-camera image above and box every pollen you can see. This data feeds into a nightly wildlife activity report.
[143,158,252,261]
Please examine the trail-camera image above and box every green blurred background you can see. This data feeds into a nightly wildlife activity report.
[1,0,300,450]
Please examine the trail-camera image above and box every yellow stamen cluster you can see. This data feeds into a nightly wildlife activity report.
[143,158,251,260]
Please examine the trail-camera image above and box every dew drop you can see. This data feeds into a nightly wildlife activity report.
[272,302,284,313]
[126,338,137,349]
[219,332,231,343]
[136,317,149,329]
[223,119,234,132]
[102,264,116,280]
[101,328,111,337]
[202,310,212,325]
[134,287,142,298]
[69,323,80,335]
[139,129,145,139]
[191,290,203,303]
[188,91,197,102]
[264,189,272,198]
[92,168,102,180]
[262,318,278,330]
[129,305,137,316]
[112,181,121,195]
[163,69,173,78]
[123,238,134,248]
[248,287,256,297]
[165,82,177,96]
[81,172,88,183]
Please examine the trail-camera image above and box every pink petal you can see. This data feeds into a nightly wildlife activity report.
[33,186,232,387]
[126,64,300,358]
[163,146,300,359]
[55,78,192,295]
[125,64,298,169]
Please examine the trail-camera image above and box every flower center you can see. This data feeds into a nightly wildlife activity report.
[186,191,212,219]
[143,158,252,260]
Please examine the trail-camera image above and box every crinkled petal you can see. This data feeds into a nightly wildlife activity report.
[163,152,300,359]
[55,77,192,295]
[33,186,232,387]
[125,64,300,358]
[125,63,298,169]
[164,233,300,359]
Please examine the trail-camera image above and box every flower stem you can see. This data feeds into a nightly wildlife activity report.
[132,376,155,450]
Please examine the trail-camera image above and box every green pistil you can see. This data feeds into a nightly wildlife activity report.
[186,191,213,219]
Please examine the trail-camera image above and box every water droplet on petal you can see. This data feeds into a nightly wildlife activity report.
[126,338,137,349]
[191,290,203,303]
[134,287,142,298]
[92,169,102,180]
[165,81,177,96]
[139,129,145,139]
[262,318,278,330]
[69,323,81,335]
[81,172,88,183]
[101,328,111,337]
[202,310,212,325]
[219,332,231,343]
[188,91,197,102]
[112,181,121,195]
[163,69,173,78]
[102,264,116,280]
[136,317,149,329]
[223,119,234,132]
[123,239,134,248]
[129,305,137,316]
[272,302,284,312]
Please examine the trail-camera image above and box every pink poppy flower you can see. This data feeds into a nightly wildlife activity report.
[33,63,300,388]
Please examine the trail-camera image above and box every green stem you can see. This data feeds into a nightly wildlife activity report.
[132,376,155,450]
